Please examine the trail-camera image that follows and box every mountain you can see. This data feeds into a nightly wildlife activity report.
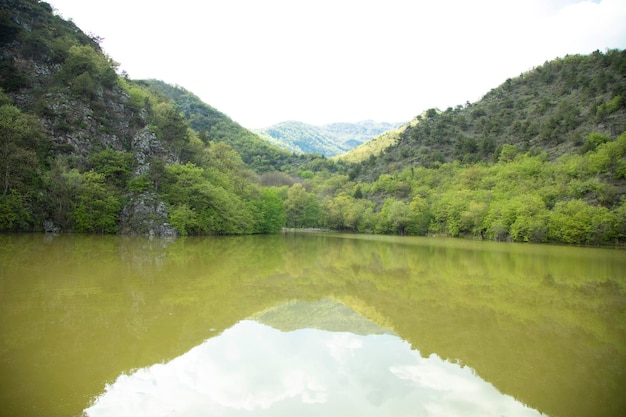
[0,0,292,235]
[256,120,341,156]
[137,80,291,172]
[256,120,403,157]
[1,0,625,244]
[322,120,404,148]
[251,298,393,335]
[345,50,626,180]
[316,50,626,244]
[337,119,418,163]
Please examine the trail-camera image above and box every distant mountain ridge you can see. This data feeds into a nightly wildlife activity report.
[251,298,393,335]
[256,120,403,157]
[2,0,625,244]
[137,79,292,172]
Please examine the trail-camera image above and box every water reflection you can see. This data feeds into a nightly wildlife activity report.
[85,300,544,417]
[1,233,624,417]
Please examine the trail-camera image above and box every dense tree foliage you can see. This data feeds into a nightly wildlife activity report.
[0,2,624,244]
[138,80,292,172]
[308,132,626,244]
[0,93,48,230]
[284,183,322,228]
[257,120,347,156]
[342,50,626,179]
[256,120,403,157]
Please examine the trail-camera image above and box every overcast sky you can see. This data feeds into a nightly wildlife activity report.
[49,0,626,129]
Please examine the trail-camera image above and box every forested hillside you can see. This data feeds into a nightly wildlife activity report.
[323,120,403,149]
[0,0,289,235]
[337,120,414,163]
[138,80,292,172]
[278,50,626,245]
[256,120,402,157]
[350,51,626,179]
[0,0,625,245]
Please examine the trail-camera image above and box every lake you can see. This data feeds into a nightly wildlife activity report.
[0,232,624,417]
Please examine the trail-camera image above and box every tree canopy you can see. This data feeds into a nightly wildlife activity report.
[0,1,624,244]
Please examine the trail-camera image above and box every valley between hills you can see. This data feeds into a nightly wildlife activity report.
[1,0,625,244]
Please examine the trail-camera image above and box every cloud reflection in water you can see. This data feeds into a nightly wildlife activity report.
[85,319,544,417]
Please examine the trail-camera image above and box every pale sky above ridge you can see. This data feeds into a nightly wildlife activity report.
[49,0,626,129]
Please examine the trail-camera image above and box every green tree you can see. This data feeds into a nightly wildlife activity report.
[498,144,518,162]
[161,162,254,235]
[0,103,47,230]
[0,104,44,197]
[375,198,411,235]
[148,157,167,191]
[71,71,96,98]
[388,199,412,234]
[324,195,352,231]
[460,200,488,237]
[430,190,471,237]
[168,204,198,236]
[0,190,30,231]
[89,148,135,188]
[587,132,626,177]
[345,198,375,232]
[508,195,549,242]
[46,159,82,230]
[613,198,626,241]
[58,44,117,88]
[152,103,190,158]
[302,194,322,228]
[285,183,310,228]
[72,171,123,233]
[580,132,609,153]
[257,188,287,233]
[406,195,431,235]
[547,199,614,244]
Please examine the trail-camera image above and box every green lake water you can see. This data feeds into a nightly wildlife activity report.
[0,233,624,417]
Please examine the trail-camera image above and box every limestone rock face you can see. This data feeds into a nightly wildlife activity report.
[132,127,176,175]
[119,192,177,238]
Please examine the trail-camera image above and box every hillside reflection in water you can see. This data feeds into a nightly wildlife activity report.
[85,306,543,417]
[0,233,624,417]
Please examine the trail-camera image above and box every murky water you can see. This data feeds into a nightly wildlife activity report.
[0,233,624,417]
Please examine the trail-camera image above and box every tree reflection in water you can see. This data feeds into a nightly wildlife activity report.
[85,301,545,417]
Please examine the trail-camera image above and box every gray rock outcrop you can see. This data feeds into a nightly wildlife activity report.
[119,192,177,238]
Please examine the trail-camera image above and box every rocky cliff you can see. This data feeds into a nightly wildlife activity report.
[1,0,177,235]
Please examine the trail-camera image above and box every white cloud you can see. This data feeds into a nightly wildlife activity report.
[84,320,545,417]
[50,0,626,128]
